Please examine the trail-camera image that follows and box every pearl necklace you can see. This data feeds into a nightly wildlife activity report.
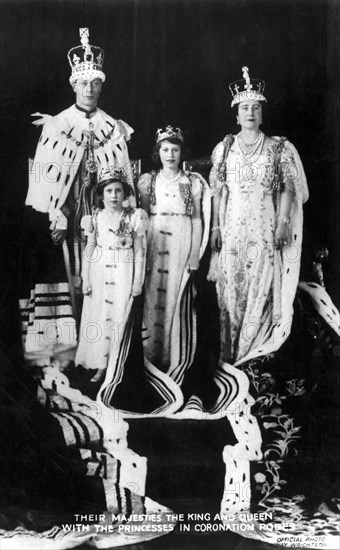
[238,131,262,147]
[237,131,263,157]
[160,169,181,183]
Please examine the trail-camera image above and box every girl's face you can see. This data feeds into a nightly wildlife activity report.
[102,181,124,210]
[237,100,262,130]
[159,140,181,169]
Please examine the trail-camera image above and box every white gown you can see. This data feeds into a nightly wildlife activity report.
[210,134,309,364]
[75,207,148,381]
[138,170,203,371]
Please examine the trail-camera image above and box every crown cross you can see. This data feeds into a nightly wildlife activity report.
[80,28,89,46]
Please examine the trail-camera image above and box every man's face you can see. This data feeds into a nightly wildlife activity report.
[73,78,102,110]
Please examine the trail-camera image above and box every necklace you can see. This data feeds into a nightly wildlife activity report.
[160,169,181,183]
[238,131,262,148]
[237,131,264,157]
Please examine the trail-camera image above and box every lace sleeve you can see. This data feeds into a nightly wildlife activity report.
[190,172,204,198]
[209,142,225,196]
[281,141,299,195]
[132,208,149,237]
[137,173,152,197]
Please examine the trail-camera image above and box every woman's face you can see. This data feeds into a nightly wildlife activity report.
[159,140,181,170]
[237,100,262,130]
[102,181,124,210]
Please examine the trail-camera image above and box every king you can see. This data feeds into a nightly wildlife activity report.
[20,28,135,367]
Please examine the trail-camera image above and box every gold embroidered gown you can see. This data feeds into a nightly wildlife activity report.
[210,134,308,364]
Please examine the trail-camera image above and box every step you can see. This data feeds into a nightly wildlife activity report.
[128,418,235,503]
[126,417,339,509]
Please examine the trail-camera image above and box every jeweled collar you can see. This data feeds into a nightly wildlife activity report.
[75,104,97,119]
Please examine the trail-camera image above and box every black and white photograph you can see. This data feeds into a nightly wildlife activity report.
[0,0,339,548]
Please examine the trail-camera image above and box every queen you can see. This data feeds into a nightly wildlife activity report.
[209,67,309,365]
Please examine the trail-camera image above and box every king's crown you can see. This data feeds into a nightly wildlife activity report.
[68,28,105,84]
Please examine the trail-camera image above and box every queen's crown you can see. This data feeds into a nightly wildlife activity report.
[229,67,266,107]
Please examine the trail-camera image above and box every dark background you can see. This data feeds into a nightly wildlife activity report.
[1,0,340,349]
[0,1,339,538]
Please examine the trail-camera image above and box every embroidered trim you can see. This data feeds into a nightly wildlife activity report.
[149,171,157,205]
[148,170,194,215]
[150,212,188,217]
[91,206,136,249]
[61,127,115,149]
[271,137,287,211]
[179,174,194,215]
[217,134,234,183]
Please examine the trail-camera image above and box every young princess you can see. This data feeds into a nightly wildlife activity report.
[75,167,148,386]
[138,126,210,384]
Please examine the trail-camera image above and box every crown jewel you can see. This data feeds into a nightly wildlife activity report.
[98,166,128,185]
[229,66,266,107]
[68,28,105,84]
[155,125,184,144]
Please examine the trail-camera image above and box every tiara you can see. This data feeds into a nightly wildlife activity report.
[97,166,127,185]
[229,66,266,107]
[155,125,184,144]
[68,28,105,84]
